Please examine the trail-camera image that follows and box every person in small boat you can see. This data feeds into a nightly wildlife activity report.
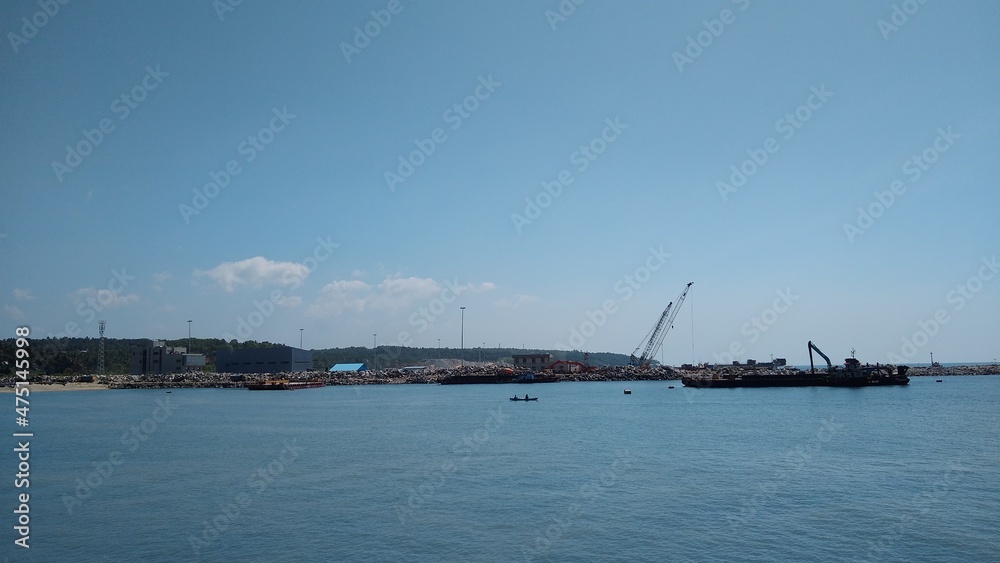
[525,394,529,400]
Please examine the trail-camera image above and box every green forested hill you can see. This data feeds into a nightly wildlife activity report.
[0,337,636,375]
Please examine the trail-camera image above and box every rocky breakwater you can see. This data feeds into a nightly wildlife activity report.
[102,372,250,389]
[674,365,806,382]
[559,365,679,382]
[908,364,1000,377]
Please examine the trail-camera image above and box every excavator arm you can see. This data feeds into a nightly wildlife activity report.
[808,340,832,374]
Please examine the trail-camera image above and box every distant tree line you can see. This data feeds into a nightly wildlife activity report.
[0,337,636,375]
[300,347,635,370]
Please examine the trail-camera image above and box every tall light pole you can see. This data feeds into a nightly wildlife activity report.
[300,328,304,349]
[460,307,466,367]
[373,333,377,370]
[187,320,192,353]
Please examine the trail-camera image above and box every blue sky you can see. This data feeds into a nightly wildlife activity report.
[2,0,998,365]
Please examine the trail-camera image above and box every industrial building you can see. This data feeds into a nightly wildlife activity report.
[130,341,205,375]
[511,353,552,372]
[215,347,313,374]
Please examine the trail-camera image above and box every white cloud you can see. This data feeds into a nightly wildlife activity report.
[12,288,35,301]
[468,281,496,292]
[307,280,371,317]
[275,295,302,308]
[369,276,443,310]
[4,305,26,320]
[495,293,539,308]
[72,288,140,308]
[194,256,309,292]
[152,271,171,292]
[306,276,495,319]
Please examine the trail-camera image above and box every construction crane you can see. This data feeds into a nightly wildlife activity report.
[630,282,693,368]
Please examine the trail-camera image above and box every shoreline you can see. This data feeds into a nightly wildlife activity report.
[0,382,110,393]
[1,364,997,391]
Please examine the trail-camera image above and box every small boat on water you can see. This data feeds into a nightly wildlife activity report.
[510,396,538,401]
[248,379,324,391]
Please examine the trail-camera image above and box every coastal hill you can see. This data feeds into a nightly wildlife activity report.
[0,336,636,376]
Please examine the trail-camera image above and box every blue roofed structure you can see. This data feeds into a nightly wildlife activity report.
[329,363,368,372]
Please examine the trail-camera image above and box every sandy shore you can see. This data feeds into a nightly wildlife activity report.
[0,382,109,393]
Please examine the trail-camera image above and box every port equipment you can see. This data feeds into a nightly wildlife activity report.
[98,320,106,374]
[630,282,693,368]
[807,340,833,374]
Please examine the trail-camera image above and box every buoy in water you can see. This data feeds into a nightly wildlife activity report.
[624,388,631,395]
[668,386,675,389]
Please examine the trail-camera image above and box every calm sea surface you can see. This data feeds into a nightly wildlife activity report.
[6,376,999,562]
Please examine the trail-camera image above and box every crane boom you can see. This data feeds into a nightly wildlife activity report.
[630,282,693,368]
[634,301,673,363]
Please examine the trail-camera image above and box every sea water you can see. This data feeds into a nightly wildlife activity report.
[4,376,999,561]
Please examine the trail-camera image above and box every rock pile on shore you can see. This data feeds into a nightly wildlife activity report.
[908,364,1000,377]
[4,363,996,389]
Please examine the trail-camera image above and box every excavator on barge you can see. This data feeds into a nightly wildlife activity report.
[681,341,909,388]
